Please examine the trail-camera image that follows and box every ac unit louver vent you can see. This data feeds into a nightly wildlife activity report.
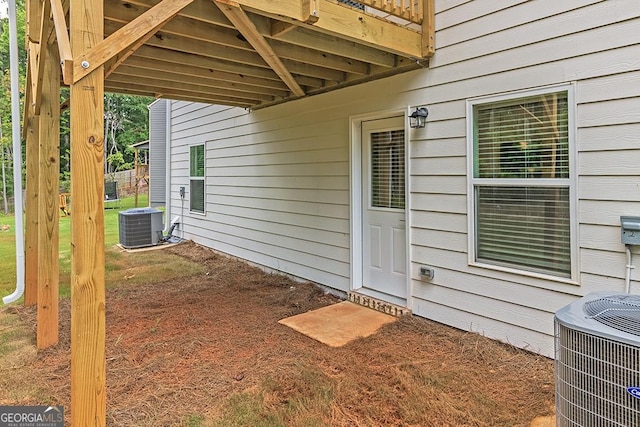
[555,292,640,426]
[584,294,640,336]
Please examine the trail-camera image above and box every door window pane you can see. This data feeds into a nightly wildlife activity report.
[371,130,405,209]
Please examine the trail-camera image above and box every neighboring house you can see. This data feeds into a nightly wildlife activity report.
[158,0,640,357]
[148,99,169,208]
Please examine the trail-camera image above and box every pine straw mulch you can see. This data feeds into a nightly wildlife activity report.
[4,241,555,426]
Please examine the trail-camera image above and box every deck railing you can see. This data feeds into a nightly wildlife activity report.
[340,0,423,24]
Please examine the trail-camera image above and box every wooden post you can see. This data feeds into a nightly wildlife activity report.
[24,104,39,307]
[24,0,41,307]
[70,0,106,422]
[134,149,139,207]
[36,38,60,348]
[421,0,435,57]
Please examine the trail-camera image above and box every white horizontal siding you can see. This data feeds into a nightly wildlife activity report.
[404,0,640,354]
[581,248,640,281]
[406,43,640,106]
[434,0,628,59]
[207,203,349,235]
[411,137,466,158]
[213,194,349,219]
[580,200,640,225]
[576,71,640,104]
[579,177,640,201]
[410,211,467,233]
[169,94,354,291]
[213,185,349,205]
[412,245,579,295]
[410,193,467,214]
[412,298,555,357]
[578,124,639,152]
[579,150,640,175]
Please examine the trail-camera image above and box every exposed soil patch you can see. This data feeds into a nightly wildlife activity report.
[2,241,555,426]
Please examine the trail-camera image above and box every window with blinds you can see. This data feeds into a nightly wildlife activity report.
[470,89,573,277]
[189,144,205,214]
[370,129,405,209]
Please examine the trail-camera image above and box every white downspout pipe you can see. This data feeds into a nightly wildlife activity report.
[625,245,635,294]
[3,0,25,304]
[163,100,172,233]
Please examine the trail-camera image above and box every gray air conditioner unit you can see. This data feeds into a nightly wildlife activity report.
[118,208,164,249]
[555,291,640,426]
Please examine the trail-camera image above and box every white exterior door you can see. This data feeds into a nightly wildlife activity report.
[361,117,407,300]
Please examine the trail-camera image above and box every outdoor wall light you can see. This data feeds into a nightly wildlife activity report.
[409,107,429,128]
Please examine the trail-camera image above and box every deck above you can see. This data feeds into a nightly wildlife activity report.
[29,0,434,109]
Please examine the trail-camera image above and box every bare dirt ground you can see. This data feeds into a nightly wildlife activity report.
[1,241,555,426]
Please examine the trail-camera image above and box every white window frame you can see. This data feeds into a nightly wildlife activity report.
[189,143,206,214]
[466,84,578,283]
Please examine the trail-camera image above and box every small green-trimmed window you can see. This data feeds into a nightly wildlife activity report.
[469,88,574,278]
[189,144,205,214]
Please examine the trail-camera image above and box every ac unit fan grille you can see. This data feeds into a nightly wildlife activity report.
[584,295,640,336]
[555,322,640,426]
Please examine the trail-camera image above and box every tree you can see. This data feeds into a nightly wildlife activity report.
[104,92,153,176]
[1,117,8,213]
[0,0,27,76]
[0,0,26,211]
[0,1,154,198]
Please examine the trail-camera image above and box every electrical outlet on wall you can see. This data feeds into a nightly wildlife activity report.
[419,266,435,281]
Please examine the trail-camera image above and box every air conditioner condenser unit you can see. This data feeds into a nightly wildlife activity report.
[555,291,640,426]
[118,207,164,249]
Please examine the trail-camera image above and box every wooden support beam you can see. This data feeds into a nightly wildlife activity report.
[108,72,273,102]
[34,0,53,96]
[50,0,74,84]
[73,0,194,83]
[22,51,33,141]
[29,42,43,115]
[267,25,396,68]
[301,0,319,24]
[227,0,423,58]
[133,45,287,83]
[122,56,291,93]
[70,0,106,422]
[26,0,43,44]
[24,107,39,307]
[60,97,70,112]
[106,13,358,79]
[37,38,60,349]
[218,0,316,25]
[421,0,434,57]
[270,21,297,37]
[23,42,38,307]
[214,0,305,97]
[122,0,398,67]
[104,21,170,79]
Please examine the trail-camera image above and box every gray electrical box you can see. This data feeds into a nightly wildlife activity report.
[621,216,640,245]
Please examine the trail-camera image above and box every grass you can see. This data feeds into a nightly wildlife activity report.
[0,193,165,299]
[211,366,336,427]
[0,212,19,298]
